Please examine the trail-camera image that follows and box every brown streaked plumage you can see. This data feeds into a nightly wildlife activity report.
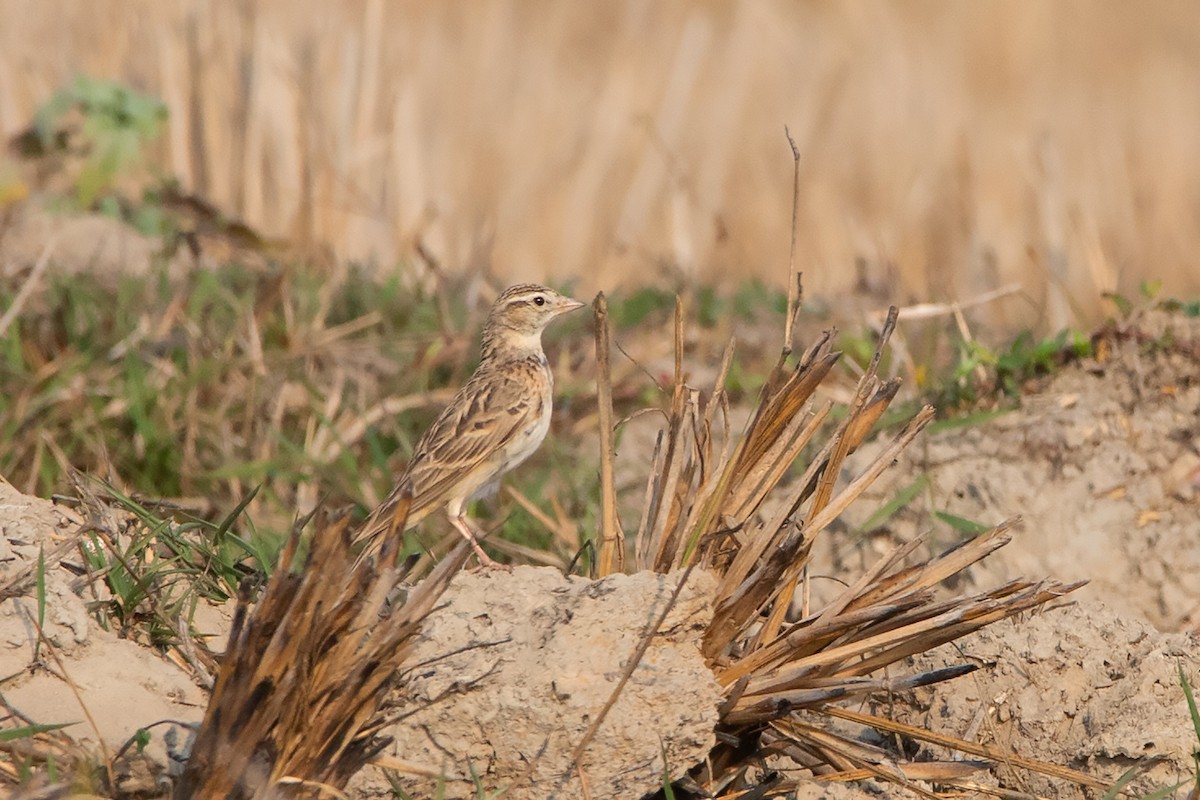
[356,283,585,569]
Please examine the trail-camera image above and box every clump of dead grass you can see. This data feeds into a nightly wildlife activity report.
[592,287,1096,797]
[174,495,469,799]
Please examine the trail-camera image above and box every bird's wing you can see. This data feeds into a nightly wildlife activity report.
[403,368,543,508]
[356,366,545,548]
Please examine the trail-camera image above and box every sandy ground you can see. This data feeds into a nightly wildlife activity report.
[2,307,1199,798]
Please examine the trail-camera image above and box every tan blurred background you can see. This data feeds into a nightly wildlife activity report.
[1,0,1198,329]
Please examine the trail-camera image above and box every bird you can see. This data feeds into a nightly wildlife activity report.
[354,283,586,569]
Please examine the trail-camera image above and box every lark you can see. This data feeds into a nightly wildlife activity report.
[355,284,585,569]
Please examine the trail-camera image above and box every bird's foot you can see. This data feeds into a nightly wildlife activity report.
[451,514,511,573]
[468,550,512,573]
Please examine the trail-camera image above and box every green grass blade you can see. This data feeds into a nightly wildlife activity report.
[1179,662,1200,796]
[213,484,261,547]
[860,475,929,532]
[0,721,75,742]
[34,546,46,661]
[1136,782,1185,800]
[1100,766,1142,800]
[933,510,991,536]
[1180,663,1200,742]
[225,529,278,576]
[659,741,676,800]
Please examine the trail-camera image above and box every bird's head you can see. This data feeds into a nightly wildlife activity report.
[481,283,586,359]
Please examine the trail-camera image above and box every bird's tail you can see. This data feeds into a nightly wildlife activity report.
[353,480,418,565]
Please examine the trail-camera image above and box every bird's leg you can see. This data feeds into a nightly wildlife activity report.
[449,512,510,572]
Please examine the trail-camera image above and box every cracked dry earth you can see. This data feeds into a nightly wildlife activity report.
[1,308,1199,798]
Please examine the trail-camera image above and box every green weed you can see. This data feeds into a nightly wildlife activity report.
[76,479,270,648]
[609,286,677,328]
[934,327,1091,409]
[24,75,167,207]
[859,475,929,533]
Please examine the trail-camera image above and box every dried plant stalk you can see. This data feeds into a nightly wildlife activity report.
[592,292,623,577]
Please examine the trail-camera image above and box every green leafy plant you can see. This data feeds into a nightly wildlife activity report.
[927,326,1091,411]
[994,328,1091,393]
[611,286,677,328]
[30,75,167,206]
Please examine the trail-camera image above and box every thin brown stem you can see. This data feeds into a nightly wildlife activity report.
[593,292,623,576]
[783,127,802,355]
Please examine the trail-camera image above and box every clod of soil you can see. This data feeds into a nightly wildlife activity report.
[899,602,1200,797]
[355,565,722,800]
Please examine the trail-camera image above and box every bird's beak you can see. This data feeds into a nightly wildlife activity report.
[559,297,587,314]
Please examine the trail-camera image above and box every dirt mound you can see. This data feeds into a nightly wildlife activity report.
[358,566,721,799]
[774,602,1200,799]
[898,602,1200,797]
[838,308,1200,632]
[1,206,171,280]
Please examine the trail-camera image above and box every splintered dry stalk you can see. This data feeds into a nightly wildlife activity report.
[174,494,470,800]
[820,706,1109,792]
[592,291,623,577]
[623,283,1089,795]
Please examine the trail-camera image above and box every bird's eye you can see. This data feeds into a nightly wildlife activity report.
[533,296,546,306]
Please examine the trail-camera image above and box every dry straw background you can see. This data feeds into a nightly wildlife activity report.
[1,1,1198,329]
